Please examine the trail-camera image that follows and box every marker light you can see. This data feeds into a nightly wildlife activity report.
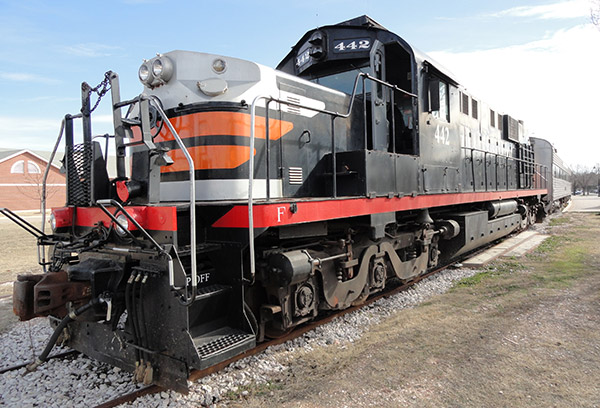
[49,213,56,232]
[212,58,227,74]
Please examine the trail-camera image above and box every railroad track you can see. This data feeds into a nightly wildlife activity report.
[0,350,79,375]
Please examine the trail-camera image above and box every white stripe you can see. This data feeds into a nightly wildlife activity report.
[160,179,282,201]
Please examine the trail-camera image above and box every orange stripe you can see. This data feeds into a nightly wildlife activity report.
[155,111,294,142]
[162,145,256,172]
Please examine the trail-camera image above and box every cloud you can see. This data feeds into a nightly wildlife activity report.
[0,72,60,84]
[488,0,590,19]
[61,43,122,58]
[23,96,79,103]
[0,116,62,149]
[428,24,600,168]
[0,114,116,150]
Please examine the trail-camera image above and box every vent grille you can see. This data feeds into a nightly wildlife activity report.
[66,142,93,206]
[285,95,302,115]
[460,92,469,115]
[471,99,479,119]
[288,167,303,185]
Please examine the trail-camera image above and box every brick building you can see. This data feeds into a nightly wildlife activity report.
[0,150,66,211]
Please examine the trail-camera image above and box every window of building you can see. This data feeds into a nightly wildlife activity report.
[472,99,479,120]
[27,161,41,174]
[10,160,24,174]
[490,109,495,127]
[498,114,503,132]
[27,161,42,174]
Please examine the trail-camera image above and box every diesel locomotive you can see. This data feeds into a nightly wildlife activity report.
[6,16,564,391]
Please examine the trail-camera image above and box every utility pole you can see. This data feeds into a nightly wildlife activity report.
[596,164,600,197]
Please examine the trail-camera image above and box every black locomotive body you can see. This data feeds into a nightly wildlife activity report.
[9,16,560,392]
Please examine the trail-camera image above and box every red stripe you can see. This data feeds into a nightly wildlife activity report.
[212,189,547,229]
[55,206,178,231]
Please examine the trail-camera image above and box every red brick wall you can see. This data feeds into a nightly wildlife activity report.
[0,152,66,211]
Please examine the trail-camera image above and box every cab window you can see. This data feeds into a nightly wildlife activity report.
[431,79,449,122]
[310,66,371,95]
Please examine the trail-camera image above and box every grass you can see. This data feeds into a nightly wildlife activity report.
[533,234,564,254]
[548,216,571,226]
[454,260,526,288]
[531,245,589,289]
[225,381,284,401]
[456,214,592,293]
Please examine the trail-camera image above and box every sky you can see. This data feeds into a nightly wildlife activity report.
[0,0,598,169]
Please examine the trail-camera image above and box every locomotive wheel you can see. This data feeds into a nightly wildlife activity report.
[264,325,293,339]
[351,284,370,306]
[520,216,528,230]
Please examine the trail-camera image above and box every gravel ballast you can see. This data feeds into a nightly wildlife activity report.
[0,265,485,407]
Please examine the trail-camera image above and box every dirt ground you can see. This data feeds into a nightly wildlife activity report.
[227,212,600,407]
[0,214,44,333]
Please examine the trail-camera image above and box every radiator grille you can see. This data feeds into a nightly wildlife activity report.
[66,142,93,206]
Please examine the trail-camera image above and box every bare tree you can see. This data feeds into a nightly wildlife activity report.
[16,168,62,212]
[570,164,598,194]
[592,0,600,28]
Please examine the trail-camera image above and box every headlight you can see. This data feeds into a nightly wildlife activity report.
[152,56,174,82]
[49,213,56,232]
[115,213,129,236]
[212,58,227,74]
[152,59,163,76]
[138,63,151,83]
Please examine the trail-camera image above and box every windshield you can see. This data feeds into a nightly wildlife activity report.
[310,66,372,95]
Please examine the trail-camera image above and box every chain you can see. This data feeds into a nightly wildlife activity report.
[81,71,113,115]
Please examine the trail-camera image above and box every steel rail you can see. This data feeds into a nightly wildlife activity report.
[0,350,78,375]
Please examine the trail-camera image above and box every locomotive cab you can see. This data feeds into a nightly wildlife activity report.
[277,15,419,157]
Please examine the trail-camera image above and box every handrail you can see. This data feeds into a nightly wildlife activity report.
[0,207,49,239]
[40,113,83,271]
[95,199,164,253]
[149,97,197,306]
[247,73,417,283]
[461,146,548,191]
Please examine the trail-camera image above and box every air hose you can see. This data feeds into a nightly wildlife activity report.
[26,297,102,372]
